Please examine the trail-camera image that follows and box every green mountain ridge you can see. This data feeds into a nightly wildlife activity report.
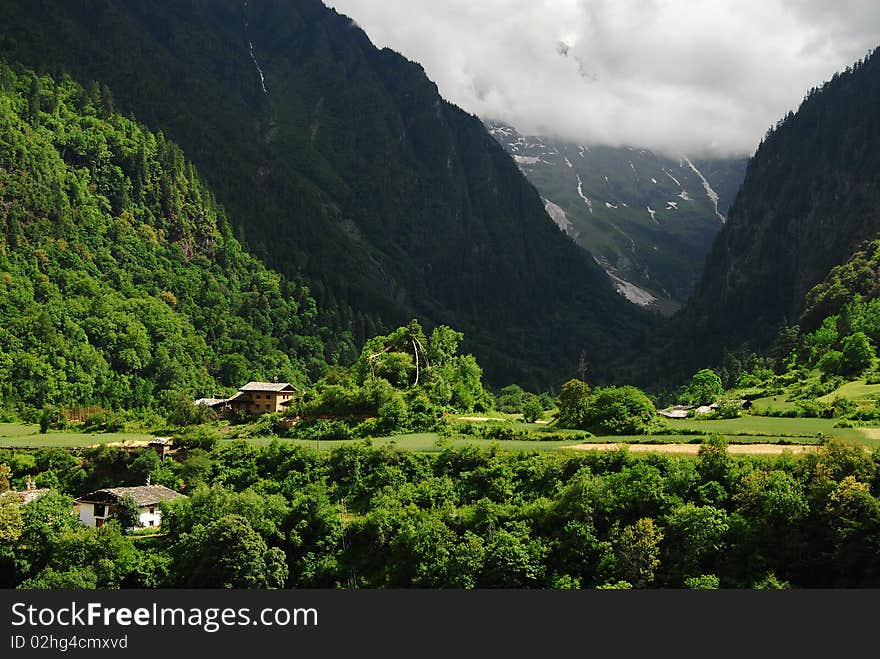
[0,60,336,410]
[676,46,880,374]
[620,46,880,391]
[0,0,652,389]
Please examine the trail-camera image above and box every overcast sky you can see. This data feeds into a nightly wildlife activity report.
[327,0,880,158]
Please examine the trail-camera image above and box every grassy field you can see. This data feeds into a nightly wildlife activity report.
[0,423,153,448]
[817,380,880,403]
[228,433,586,452]
[663,415,880,447]
[4,415,879,452]
[748,378,880,414]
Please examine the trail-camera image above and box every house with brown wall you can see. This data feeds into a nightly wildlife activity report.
[226,381,299,415]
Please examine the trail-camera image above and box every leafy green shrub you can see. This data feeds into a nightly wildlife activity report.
[291,419,353,442]
[39,405,66,433]
[522,397,544,423]
[840,332,874,376]
[845,404,880,421]
[709,400,743,419]
[165,392,218,427]
[175,426,221,451]
[679,369,724,406]
[684,574,720,589]
[495,384,526,413]
[830,397,856,418]
[583,386,657,435]
[82,409,125,433]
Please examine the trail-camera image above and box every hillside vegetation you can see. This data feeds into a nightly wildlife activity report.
[0,61,337,411]
[648,48,880,386]
[0,0,652,389]
[2,438,879,589]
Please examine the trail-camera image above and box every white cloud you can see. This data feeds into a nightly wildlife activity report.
[326,0,880,157]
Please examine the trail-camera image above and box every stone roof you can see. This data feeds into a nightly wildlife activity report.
[76,484,185,507]
[194,397,227,407]
[1,488,51,504]
[657,405,693,419]
[238,381,297,393]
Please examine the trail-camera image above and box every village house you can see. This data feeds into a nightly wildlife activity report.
[75,484,184,529]
[0,476,50,505]
[196,381,300,417]
[148,436,175,460]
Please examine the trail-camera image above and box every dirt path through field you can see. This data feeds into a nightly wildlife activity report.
[567,443,822,455]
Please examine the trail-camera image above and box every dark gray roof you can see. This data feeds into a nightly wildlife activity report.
[76,485,184,506]
[238,381,297,392]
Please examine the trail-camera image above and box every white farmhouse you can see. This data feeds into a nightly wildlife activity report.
[75,485,184,529]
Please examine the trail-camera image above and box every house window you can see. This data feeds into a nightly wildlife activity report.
[149,520,155,527]
[94,504,106,518]
[149,507,155,515]
[96,518,104,528]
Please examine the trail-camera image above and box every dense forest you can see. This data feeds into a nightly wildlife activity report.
[654,47,880,385]
[0,60,343,411]
[0,0,653,389]
[2,437,879,589]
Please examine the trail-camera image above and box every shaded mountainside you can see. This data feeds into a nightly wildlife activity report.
[648,47,880,384]
[0,0,653,389]
[487,122,746,313]
[0,61,333,410]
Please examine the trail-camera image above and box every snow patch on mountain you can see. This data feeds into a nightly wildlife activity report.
[575,173,593,214]
[663,170,681,187]
[243,1,268,94]
[678,190,691,201]
[594,257,657,307]
[544,198,575,235]
[488,125,514,138]
[610,274,657,307]
[666,201,678,210]
[647,206,657,224]
[248,42,268,94]
[682,155,726,223]
[564,157,573,169]
[513,155,545,165]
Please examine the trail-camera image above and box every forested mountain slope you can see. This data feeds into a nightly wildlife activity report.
[0,61,334,410]
[623,46,880,389]
[678,47,880,370]
[0,0,652,388]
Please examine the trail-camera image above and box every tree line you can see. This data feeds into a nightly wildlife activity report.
[2,436,879,589]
